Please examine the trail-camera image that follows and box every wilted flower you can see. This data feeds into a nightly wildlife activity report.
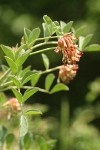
[55,32,83,64]
[3,98,21,112]
[59,64,79,83]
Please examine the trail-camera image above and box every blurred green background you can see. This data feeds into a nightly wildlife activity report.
[0,0,100,149]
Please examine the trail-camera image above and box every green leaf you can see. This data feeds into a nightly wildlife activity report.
[31,72,41,86]
[60,21,73,33]
[79,36,85,50]
[23,88,38,102]
[43,15,57,35]
[25,109,42,115]
[1,45,15,60]
[16,50,31,67]
[42,23,50,41]
[28,28,40,47]
[20,66,31,78]
[24,28,31,43]
[1,65,9,72]
[9,75,21,89]
[22,71,35,85]
[0,68,11,84]
[84,44,100,52]
[6,133,15,149]
[43,15,52,25]
[50,83,69,94]
[12,88,23,103]
[42,53,49,70]
[15,44,27,59]
[36,135,49,150]
[82,34,93,49]
[24,132,32,150]
[0,93,6,104]
[20,115,28,137]
[5,56,18,74]
[45,73,55,91]
[0,126,7,149]
[75,25,86,37]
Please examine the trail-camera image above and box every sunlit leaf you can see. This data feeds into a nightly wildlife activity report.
[50,83,69,94]
[42,23,50,41]
[24,28,31,43]
[60,21,73,33]
[28,28,40,47]
[12,88,23,103]
[79,36,85,50]
[20,115,28,137]
[23,88,38,102]
[22,71,36,85]
[6,133,15,149]
[9,75,21,89]
[31,72,41,86]
[75,25,86,37]
[16,50,31,67]
[82,34,93,49]
[45,73,55,91]
[0,93,6,104]
[1,45,15,60]
[25,109,42,115]
[42,53,49,70]
[5,56,18,74]
[84,44,100,52]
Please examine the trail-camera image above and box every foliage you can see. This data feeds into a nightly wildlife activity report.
[0,15,100,149]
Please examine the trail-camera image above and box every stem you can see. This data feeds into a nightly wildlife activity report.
[0,69,11,84]
[36,35,60,41]
[30,47,56,56]
[31,41,57,50]
[41,66,60,75]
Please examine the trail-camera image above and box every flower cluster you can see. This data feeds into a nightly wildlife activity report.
[55,32,83,83]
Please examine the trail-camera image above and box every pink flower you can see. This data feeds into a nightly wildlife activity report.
[3,98,21,112]
[59,64,78,83]
[55,32,83,64]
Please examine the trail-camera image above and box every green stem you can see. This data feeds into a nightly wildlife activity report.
[41,66,60,75]
[30,47,56,56]
[36,35,60,41]
[31,41,57,50]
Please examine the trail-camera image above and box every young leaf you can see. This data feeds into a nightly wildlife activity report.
[50,83,69,94]
[61,21,73,33]
[28,28,40,47]
[25,109,42,115]
[43,15,52,25]
[23,88,38,102]
[84,44,100,52]
[9,75,21,89]
[42,23,50,41]
[5,56,18,74]
[31,72,41,86]
[16,50,31,67]
[12,88,23,103]
[24,28,31,43]
[75,25,86,37]
[20,115,28,137]
[24,132,32,150]
[82,34,93,49]
[15,44,27,59]
[1,45,15,60]
[6,133,15,149]
[41,53,49,70]
[45,73,55,91]
[36,135,49,150]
